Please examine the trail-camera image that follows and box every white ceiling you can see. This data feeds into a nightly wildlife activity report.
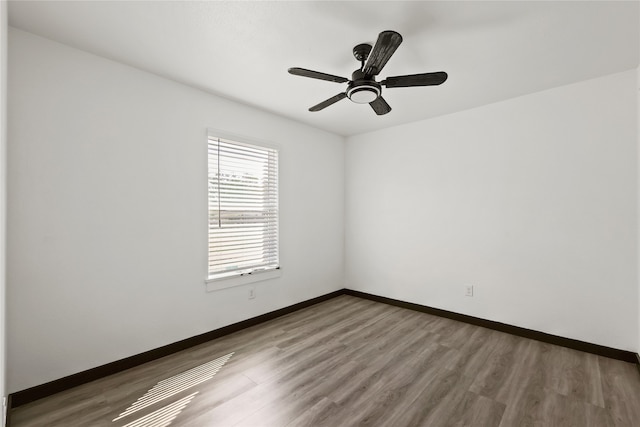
[8,1,640,136]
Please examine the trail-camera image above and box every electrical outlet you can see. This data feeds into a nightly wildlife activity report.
[465,285,474,297]
[248,287,256,299]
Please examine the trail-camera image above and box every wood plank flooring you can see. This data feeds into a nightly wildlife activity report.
[10,295,640,426]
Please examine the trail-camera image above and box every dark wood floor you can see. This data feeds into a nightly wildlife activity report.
[10,295,640,426]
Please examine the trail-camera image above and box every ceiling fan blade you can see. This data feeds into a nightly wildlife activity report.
[369,96,391,115]
[288,67,349,83]
[309,92,348,112]
[383,72,448,88]
[363,31,403,76]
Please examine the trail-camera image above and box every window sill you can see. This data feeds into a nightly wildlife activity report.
[205,268,282,292]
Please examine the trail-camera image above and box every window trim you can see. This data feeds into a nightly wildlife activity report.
[204,129,281,291]
[205,268,282,292]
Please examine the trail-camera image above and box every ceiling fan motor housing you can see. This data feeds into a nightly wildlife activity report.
[347,69,381,104]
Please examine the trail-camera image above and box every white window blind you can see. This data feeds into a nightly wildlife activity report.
[208,136,279,280]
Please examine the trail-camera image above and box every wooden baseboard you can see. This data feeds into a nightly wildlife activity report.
[8,289,346,409]
[4,394,11,427]
[344,289,638,364]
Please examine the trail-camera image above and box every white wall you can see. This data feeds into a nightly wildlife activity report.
[1,0,7,420]
[7,28,345,393]
[346,69,638,352]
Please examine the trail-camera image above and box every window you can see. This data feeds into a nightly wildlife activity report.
[207,133,279,282]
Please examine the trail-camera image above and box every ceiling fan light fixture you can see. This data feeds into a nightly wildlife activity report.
[347,84,380,104]
[289,30,447,115]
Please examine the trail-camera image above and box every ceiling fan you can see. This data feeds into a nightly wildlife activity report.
[288,30,448,115]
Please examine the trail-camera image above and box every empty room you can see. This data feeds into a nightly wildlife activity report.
[1,0,640,426]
